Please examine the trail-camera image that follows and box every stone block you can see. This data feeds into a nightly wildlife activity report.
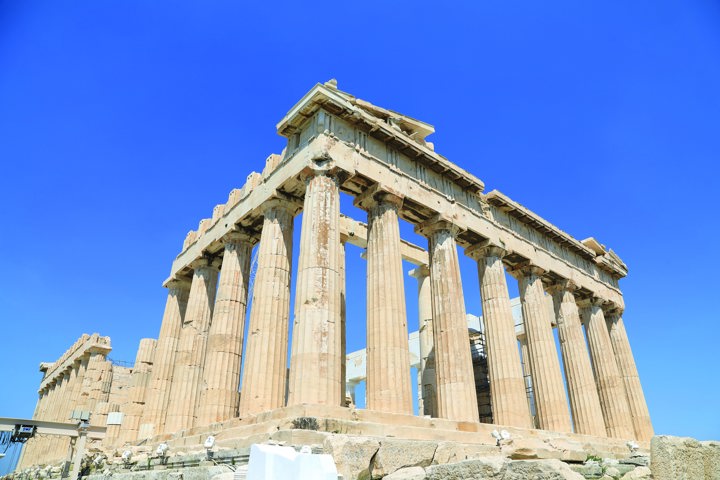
[371,439,437,479]
[702,441,720,480]
[651,435,705,480]
[425,457,506,479]
[383,466,427,479]
[504,459,585,479]
[322,435,379,480]
[432,442,500,465]
[620,466,652,479]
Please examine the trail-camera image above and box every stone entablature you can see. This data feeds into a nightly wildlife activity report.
[38,333,111,393]
[167,82,624,308]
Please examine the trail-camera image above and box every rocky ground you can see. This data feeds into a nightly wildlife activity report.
[3,435,718,479]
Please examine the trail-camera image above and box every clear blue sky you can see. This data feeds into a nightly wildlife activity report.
[2,0,719,473]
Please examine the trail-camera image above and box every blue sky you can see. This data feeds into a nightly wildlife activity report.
[1,0,719,472]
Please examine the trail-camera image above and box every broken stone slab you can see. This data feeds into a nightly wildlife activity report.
[619,466,652,479]
[425,456,506,479]
[431,442,500,465]
[504,459,585,479]
[619,454,649,467]
[370,439,438,479]
[383,466,427,480]
[322,435,379,480]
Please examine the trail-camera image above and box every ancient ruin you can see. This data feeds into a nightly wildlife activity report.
[14,81,661,478]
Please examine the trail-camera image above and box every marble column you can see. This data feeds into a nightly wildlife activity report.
[119,339,157,444]
[518,335,538,427]
[416,218,479,422]
[288,172,343,406]
[548,281,606,437]
[358,190,413,414]
[580,298,634,439]
[339,240,347,405]
[198,231,254,425]
[165,258,220,432]
[239,202,295,416]
[606,311,654,441]
[410,266,437,418]
[511,263,571,433]
[467,243,532,429]
[139,279,190,438]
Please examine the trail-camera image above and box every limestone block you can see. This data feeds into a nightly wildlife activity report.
[431,442,500,465]
[383,467,427,480]
[651,435,705,480]
[425,457,506,479]
[569,461,603,478]
[211,204,225,224]
[702,441,720,479]
[620,466,652,479]
[605,466,621,477]
[226,189,242,210]
[322,435,379,480]
[262,154,283,179]
[504,459,585,479]
[371,439,438,479]
[242,172,262,199]
[197,218,212,236]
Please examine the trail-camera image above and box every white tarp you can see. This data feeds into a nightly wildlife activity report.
[246,444,338,480]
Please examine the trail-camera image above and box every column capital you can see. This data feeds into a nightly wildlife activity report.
[222,228,257,247]
[577,296,606,309]
[602,302,624,317]
[409,264,431,280]
[354,184,404,211]
[190,255,222,271]
[262,193,304,217]
[465,240,507,260]
[165,277,191,292]
[415,214,466,238]
[299,162,342,183]
[545,279,579,295]
[507,261,546,280]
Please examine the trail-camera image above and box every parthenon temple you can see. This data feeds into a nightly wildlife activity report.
[18,81,653,471]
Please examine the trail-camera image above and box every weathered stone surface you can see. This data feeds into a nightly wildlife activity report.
[620,454,649,467]
[383,466,427,480]
[371,439,438,479]
[702,440,720,479]
[425,457,506,479]
[620,466,652,479]
[323,435,379,480]
[432,442,500,465]
[651,435,705,480]
[505,459,586,479]
[569,461,603,478]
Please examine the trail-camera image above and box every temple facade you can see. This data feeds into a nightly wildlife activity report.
[19,81,653,469]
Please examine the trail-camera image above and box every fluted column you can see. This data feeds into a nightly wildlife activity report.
[239,202,296,415]
[467,243,532,428]
[510,263,571,433]
[410,265,436,418]
[416,218,479,422]
[339,240,347,405]
[119,339,157,444]
[357,189,413,414]
[606,311,654,441]
[288,172,343,406]
[580,298,634,439]
[165,258,220,433]
[139,279,190,438]
[548,281,606,436]
[518,334,538,427]
[198,232,254,425]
